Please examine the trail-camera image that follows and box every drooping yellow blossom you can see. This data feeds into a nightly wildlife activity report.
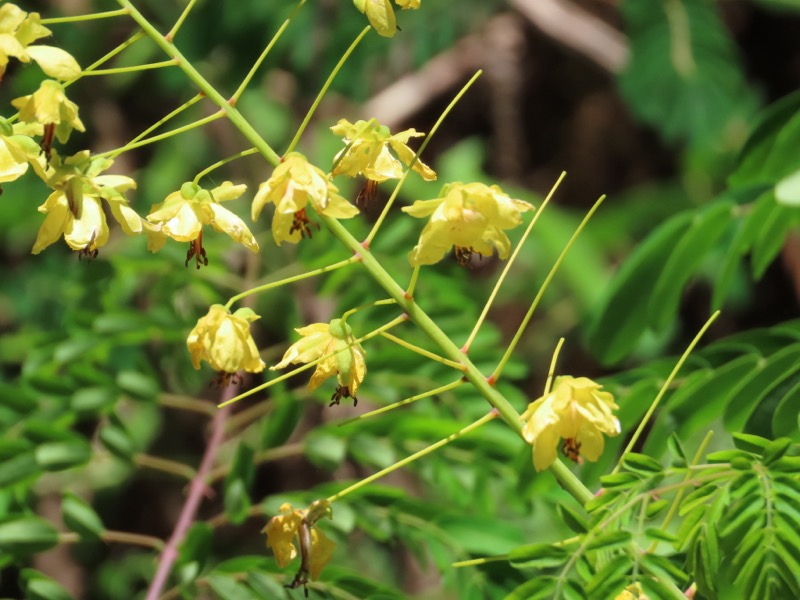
[263,500,335,591]
[0,117,45,185]
[353,0,420,37]
[31,151,141,257]
[521,376,621,472]
[0,4,81,82]
[252,152,358,246]
[330,118,436,183]
[186,304,266,375]
[147,181,258,268]
[272,318,366,406]
[12,79,85,148]
[402,181,534,266]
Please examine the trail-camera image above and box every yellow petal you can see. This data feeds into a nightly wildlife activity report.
[208,203,259,253]
[308,528,336,580]
[26,45,81,80]
[64,195,108,251]
[31,191,70,254]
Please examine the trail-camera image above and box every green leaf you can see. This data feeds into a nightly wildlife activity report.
[176,522,213,577]
[0,517,59,555]
[223,479,252,526]
[723,345,800,432]
[244,571,286,600]
[586,530,632,551]
[646,499,671,520]
[0,452,40,487]
[600,472,642,489]
[34,440,91,471]
[62,492,104,539]
[622,452,663,474]
[587,211,693,364]
[730,89,800,189]
[207,574,259,600]
[557,502,588,534]
[508,543,568,569]
[648,200,734,332]
[260,387,303,449]
[213,556,272,574]
[70,386,116,413]
[585,555,630,598]
[772,378,800,439]
[751,191,800,277]
[116,370,159,400]
[99,424,134,461]
[304,430,347,470]
[775,168,800,205]
[225,443,255,490]
[619,0,755,147]
[20,569,75,600]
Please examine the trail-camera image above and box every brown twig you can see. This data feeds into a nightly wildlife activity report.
[144,387,235,600]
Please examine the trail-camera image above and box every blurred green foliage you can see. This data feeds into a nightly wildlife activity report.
[1,0,800,599]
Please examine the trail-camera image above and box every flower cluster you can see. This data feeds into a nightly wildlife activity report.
[521,376,620,472]
[403,181,535,266]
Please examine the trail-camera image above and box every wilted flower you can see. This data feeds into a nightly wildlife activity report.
[31,151,140,257]
[521,376,620,472]
[147,181,258,268]
[263,500,335,592]
[12,79,85,152]
[0,3,81,82]
[353,0,420,37]
[186,304,266,375]
[272,318,366,406]
[252,152,358,246]
[615,583,649,600]
[331,118,435,183]
[402,181,534,266]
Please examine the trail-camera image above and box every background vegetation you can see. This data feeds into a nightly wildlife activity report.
[1,1,800,599]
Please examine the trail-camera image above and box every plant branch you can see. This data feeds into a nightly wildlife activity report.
[144,388,234,600]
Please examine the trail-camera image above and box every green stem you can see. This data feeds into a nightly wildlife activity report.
[95,111,225,158]
[101,530,165,550]
[224,256,357,309]
[79,59,176,75]
[337,379,463,425]
[166,0,197,40]
[158,393,216,417]
[648,430,714,552]
[380,331,466,371]
[406,265,421,297]
[327,411,498,503]
[218,315,408,407]
[64,31,144,90]
[231,0,307,103]
[41,9,129,24]
[452,555,508,568]
[109,94,202,160]
[613,310,720,475]
[133,454,196,481]
[544,338,565,396]
[463,172,566,352]
[341,298,397,324]
[492,194,606,381]
[365,70,482,246]
[117,0,281,167]
[194,148,259,185]
[284,26,371,155]
[320,215,593,504]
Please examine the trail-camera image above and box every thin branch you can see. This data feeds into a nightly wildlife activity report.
[144,388,235,600]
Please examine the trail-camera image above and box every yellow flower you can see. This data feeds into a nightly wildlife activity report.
[353,0,420,37]
[272,318,366,405]
[186,304,266,375]
[330,118,435,183]
[12,79,85,147]
[615,583,649,600]
[263,500,335,588]
[252,152,358,246]
[402,181,534,266]
[521,376,621,472]
[0,117,45,185]
[31,151,140,257]
[147,181,258,268]
[0,4,81,82]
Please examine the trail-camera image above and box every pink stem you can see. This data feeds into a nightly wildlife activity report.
[144,387,235,600]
